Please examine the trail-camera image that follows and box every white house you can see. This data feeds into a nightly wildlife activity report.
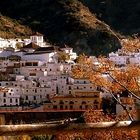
[30,32,44,47]
[0,87,20,107]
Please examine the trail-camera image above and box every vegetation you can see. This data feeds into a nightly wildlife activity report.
[0,0,121,56]
[0,15,32,38]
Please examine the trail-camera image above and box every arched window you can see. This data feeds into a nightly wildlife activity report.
[69,101,74,104]
[82,101,86,104]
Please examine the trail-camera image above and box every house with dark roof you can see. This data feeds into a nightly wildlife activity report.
[21,42,40,53]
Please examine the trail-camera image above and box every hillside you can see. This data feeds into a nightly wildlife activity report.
[0,15,32,39]
[0,0,127,55]
[81,0,140,35]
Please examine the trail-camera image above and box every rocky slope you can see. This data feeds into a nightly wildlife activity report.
[0,15,32,38]
[0,0,124,55]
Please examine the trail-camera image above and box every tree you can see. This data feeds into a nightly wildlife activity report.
[70,53,140,139]
[57,51,70,63]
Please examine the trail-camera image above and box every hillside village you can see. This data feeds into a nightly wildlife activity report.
[0,34,140,117]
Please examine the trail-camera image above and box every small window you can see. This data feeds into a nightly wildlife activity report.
[60,105,63,109]
[3,93,6,97]
[16,99,18,103]
[34,96,36,100]
[129,107,132,110]
[26,96,28,100]
[70,105,73,109]
[3,99,6,103]
[10,99,12,103]
[53,105,57,109]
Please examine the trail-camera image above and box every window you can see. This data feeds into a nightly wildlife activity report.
[25,62,32,66]
[26,96,28,100]
[70,105,73,109]
[69,101,74,104]
[10,99,12,103]
[3,93,6,97]
[3,99,6,103]
[34,96,36,100]
[33,62,38,66]
[82,101,86,104]
[60,105,63,109]
[16,99,18,103]
[53,105,57,109]
[129,107,132,110]
[30,73,36,76]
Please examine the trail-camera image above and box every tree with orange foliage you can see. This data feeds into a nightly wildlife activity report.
[68,53,140,139]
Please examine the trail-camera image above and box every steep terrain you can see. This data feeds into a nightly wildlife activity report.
[0,15,32,38]
[0,0,128,55]
[80,0,140,35]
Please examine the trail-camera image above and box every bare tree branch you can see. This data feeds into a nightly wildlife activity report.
[108,73,140,101]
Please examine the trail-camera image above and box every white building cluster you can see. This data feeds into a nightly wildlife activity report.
[0,34,89,109]
[0,34,139,116]
[109,48,140,66]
